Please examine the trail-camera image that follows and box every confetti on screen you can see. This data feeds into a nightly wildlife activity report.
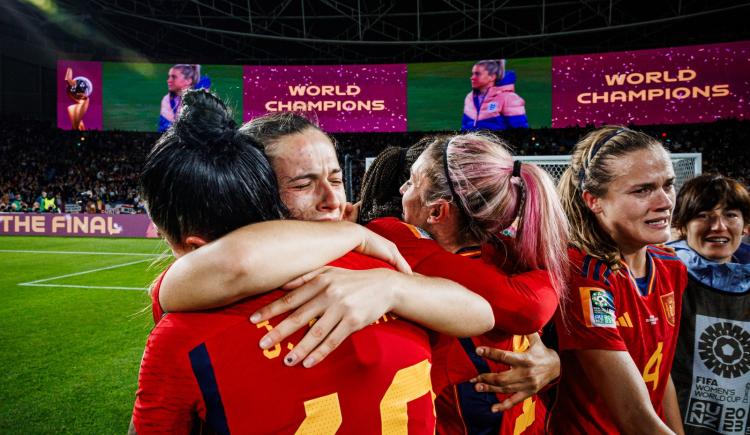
[551,41,750,127]
[244,64,408,133]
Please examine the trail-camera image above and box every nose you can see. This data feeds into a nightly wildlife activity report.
[399,181,408,195]
[317,180,342,212]
[709,215,728,231]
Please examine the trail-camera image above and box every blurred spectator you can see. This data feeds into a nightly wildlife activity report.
[1,116,748,211]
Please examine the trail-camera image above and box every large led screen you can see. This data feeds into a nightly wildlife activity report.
[57,40,750,132]
[244,64,407,132]
[552,40,750,127]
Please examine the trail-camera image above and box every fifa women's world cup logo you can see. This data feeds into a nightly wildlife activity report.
[64,67,93,131]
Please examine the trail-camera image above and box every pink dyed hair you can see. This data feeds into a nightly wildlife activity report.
[420,133,570,301]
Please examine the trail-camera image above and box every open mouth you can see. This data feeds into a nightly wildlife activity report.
[704,237,730,244]
[645,217,669,227]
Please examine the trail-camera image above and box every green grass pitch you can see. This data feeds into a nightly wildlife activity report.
[0,236,171,434]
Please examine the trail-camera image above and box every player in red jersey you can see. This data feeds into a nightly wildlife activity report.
[157,127,566,435]
[550,126,688,434]
[155,112,493,343]
[250,133,569,435]
[130,91,491,433]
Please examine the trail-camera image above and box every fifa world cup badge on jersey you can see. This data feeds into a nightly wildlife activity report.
[660,292,676,326]
[488,102,498,111]
[579,287,616,328]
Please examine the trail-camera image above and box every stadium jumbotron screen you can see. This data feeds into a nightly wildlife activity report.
[58,40,750,133]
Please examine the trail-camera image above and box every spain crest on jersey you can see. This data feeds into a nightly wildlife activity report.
[660,292,676,326]
[579,287,616,328]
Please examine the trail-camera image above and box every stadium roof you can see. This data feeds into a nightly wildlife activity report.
[3,0,750,64]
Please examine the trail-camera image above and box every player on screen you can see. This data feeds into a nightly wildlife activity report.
[461,59,529,131]
[550,126,687,434]
[131,91,491,433]
[158,64,211,132]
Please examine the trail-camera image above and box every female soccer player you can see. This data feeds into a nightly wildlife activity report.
[248,132,569,434]
[668,174,750,435]
[551,126,687,434]
[132,90,486,433]
[158,64,210,132]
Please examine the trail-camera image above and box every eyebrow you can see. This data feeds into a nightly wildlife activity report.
[630,176,675,190]
[286,168,342,182]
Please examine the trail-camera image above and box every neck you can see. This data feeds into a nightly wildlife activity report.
[620,246,649,277]
[476,84,492,94]
[431,224,479,254]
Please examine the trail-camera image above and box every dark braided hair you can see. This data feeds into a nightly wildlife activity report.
[358,141,429,225]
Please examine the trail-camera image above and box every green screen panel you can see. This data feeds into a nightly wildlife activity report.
[407,57,552,131]
[102,63,242,131]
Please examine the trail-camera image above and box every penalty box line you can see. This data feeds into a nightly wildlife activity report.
[18,258,155,291]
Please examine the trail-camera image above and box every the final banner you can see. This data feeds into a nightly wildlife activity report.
[243,64,408,132]
[552,41,750,127]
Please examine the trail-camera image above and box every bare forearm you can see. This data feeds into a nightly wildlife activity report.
[391,274,494,336]
[662,375,684,435]
[160,220,366,311]
[578,350,675,435]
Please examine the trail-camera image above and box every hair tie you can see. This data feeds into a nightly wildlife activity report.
[512,160,522,178]
[501,162,526,238]
[442,140,470,220]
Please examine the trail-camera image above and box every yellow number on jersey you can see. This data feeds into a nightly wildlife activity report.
[513,398,536,435]
[294,359,434,434]
[255,320,281,359]
[295,393,342,435]
[642,342,663,391]
[380,359,434,435]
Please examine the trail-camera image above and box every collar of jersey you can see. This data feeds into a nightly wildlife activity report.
[620,251,656,297]
[455,245,482,258]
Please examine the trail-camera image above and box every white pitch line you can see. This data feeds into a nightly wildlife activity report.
[18,283,147,291]
[0,249,166,257]
[19,258,153,285]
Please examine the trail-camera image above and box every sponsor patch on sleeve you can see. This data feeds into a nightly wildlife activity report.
[400,222,432,240]
[579,287,616,328]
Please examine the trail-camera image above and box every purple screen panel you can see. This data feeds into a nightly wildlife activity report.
[244,64,407,132]
[57,60,103,130]
[552,41,750,127]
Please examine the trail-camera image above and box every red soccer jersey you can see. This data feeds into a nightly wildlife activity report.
[133,251,435,434]
[367,217,558,435]
[550,246,687,434]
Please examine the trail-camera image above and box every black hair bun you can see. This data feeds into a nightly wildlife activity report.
[174,89,238,149]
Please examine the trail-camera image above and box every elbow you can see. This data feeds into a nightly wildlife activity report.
[477,298,495,334]
[494,307,551,335]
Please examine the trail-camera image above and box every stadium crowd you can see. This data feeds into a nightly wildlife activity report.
[1,116,748,214]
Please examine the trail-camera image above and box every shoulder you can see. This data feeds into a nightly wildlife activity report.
[328,251,394,271]
[568,247,614,288]
[648,244,688,277]
[648,244,681,260]
[367,217,432,241]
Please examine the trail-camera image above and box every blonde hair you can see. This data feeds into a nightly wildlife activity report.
[419,132,570,301]
[558,126,667,270]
